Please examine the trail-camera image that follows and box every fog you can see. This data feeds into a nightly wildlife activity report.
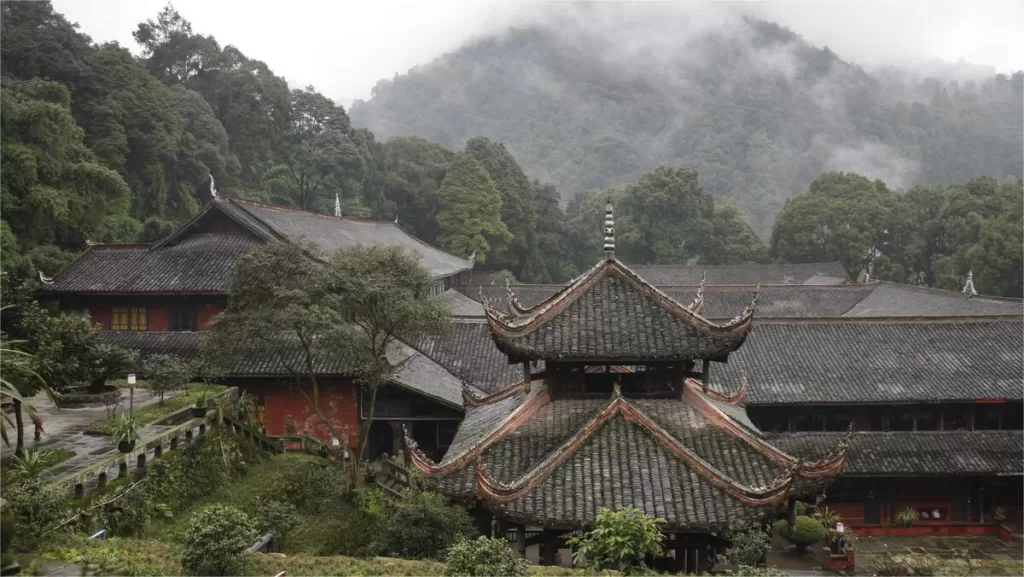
[52,0,1023,106]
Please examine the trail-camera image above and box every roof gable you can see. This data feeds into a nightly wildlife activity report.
[486,259,757,362]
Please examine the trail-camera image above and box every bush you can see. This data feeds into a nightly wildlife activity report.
[774,516,826,552]
[384,491,475,560]
[566,507,666,575]
[444,537,528,577]
[725,520,771,567]
[180,504,258,576]
[723,566,790,576]
[4,479,68,550]
[142,354,190,404]
[255,500,298,542]
[103,484,152,538]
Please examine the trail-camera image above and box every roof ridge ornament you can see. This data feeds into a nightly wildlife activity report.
[729,284,760,324]
[335,193,342,218]
[504,274,522,316]
[38,271,54,286]
[962,270,977,298]
[688,271,707,313]
[603,199,615,259]
[209,174,217,199]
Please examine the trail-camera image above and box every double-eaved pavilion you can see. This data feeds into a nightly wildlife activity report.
[406,204,850,572]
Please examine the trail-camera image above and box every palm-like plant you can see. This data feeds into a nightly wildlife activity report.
[8,450,54,481]
[236,391,257,425]
[814,505,842,528]
[1,316,55,449]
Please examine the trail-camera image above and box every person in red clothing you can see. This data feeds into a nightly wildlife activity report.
[32,414,44,441]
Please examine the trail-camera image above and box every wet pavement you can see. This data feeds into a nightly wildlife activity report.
[854,535,1023,575]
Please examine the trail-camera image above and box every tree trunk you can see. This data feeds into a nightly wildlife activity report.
[13,399,25,456]
[355,383,380,487]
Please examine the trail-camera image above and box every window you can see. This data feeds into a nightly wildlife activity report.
[975,407,1001,430]
[1001,404,1023,430]
[943,406,970,430]
[916,410,939,431]
[112,307,147,331]
[825,413,852,432]
[169,306,197,331]
[890,409,914,431]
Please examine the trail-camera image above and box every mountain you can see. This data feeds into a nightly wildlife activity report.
[350,6,1023,235]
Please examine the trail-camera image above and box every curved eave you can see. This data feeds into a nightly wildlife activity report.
[684,379,850,478]
[462,380,530,408]
[485,259,758,341]
[405,387,551,476]
[475,394,795,508]
[704,370,749,405]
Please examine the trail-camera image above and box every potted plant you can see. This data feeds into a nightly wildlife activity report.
[192,388,215,417]
[112,415,139,453]
[896,506,919,528]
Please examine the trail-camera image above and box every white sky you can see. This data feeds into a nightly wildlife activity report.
[51,0,1024,107]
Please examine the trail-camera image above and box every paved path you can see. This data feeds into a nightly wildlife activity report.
[2,388,181,483]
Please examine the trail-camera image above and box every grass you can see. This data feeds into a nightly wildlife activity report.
[44,536,588,576]
[84,384,226,436]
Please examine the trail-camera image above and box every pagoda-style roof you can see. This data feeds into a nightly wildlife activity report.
[406,377,849,531]
[483,258,758,363]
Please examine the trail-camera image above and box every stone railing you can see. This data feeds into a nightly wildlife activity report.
[48,387,240,498]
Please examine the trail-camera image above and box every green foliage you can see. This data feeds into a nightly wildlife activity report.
[5,449,70,482]
[383,491,475,560]
[87,344,138,393]
[774,515,826,552]
[722,566,790,577]
[566,507,666,575]
[813,505,842,528]
[724,520,771,567]
[103,484,152,538]
[897,506,920,527]
[618,166,714,264]
[111,415,139,444]
[147,430,250,514]
[437,152,512,263]
[254,500,298,542]
[3,479,69,550]
[141,354,190,404]
[444,537,529,577]
[180,504,259,576]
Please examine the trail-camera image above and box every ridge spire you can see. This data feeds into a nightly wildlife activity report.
[334,193,342,218]
[603,199,615,258]
[962,270,977,298]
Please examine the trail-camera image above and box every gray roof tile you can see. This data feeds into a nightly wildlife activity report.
[843,282,1022,317]
[627,262,849,285]
[768,431,1023,475]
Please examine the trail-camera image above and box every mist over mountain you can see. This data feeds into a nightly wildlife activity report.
[350,4,1023,235]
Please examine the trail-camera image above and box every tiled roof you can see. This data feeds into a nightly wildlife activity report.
[842,282,1022,317]
[466,285,875,319]
[411,320,530,395]
[417,382,846,531]
[713,320,1024,404]
[97,331,463,408]
[486,261,753,362]
[768,431,1023,476]
[435,289,485,317]
[626,262,849,285]
[44,234,261,294]
[229,199,472,279]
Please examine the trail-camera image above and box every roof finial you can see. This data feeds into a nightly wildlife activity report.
[394,210,399,224]
[38,271,53,286]
[335,193,342,218]
[603,198,615,259]
[962,270,977,298]
[209,174,217,199]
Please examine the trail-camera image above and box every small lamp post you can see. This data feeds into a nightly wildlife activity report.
[127,374,136,418]
[835,522,845,551]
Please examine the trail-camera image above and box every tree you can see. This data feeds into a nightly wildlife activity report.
[383,491,474,560]
[708,200,768,264]
[0,319,53,454]
[382,136,456,243]
[326,246,452,478]
[618,166,716,265]
[180,504,259,576]
[436,153,511,263]
[566,507,666,575]
[770,172,906,280]
[142,354,191,404]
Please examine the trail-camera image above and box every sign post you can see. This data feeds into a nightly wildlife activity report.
[127,374,136,419]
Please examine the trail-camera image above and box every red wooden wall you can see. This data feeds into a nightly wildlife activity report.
[258,383,360,450]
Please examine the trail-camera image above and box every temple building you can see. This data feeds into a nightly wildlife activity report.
[38,192,1023,564]
[405,204,849,572]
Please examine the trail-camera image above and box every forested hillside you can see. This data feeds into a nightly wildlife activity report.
[350,7,1024,235]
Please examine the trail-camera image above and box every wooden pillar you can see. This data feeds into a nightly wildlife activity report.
[516,525,527,555]
[522,361,532,393]
[701,359,711,391]
[787,497,798,526]
[541,530,558,566]
[672,534,685,573]
[495,519,509,541]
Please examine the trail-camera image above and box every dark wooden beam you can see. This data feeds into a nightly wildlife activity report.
[541,530,558,566]
[701,359,711,391]
[522,361,532,393]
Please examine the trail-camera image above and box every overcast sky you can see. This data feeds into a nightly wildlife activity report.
[51,0,1024,106]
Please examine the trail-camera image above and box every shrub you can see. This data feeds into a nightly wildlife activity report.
[897,506,920,527]
[255,500,298,542]
[724,520,771,567]
[180,504,258,576]
[103,484,152,538]
[723,566,790,576]
[566,507,666,575]
[774,516,826,553]
[142,354,190,404]
[3,479,68,550]
[384,491,475,560]
[444,537,528,577]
